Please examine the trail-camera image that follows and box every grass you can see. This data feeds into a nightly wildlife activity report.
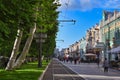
[0,60,50,80]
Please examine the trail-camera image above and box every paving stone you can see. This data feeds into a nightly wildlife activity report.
[41,59,84,80]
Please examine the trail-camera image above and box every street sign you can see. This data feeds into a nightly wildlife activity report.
[36,39,45,43]
[33,33,47,68]
[34,33,47,39]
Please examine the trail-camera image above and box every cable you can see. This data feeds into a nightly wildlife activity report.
[64,0,70,19]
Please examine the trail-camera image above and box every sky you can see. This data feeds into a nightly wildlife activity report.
[56,0,120,50]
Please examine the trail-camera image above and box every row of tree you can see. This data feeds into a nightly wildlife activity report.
[0,0,60,70]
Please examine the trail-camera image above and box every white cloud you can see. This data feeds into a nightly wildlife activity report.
[58,0,120,11]
[103,0,120,8]
[58,0,80,10]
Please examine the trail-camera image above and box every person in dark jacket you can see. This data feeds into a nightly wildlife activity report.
[103,58,109,72]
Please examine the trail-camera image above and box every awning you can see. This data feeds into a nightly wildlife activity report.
[108,46,120,54]
[84,53,96,56]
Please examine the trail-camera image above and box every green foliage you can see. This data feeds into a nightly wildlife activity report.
[0,0,60,59]
[0,60,49,80]
[28,40,38,57]
[31,0,60,57]
[0,0,39,56]
[40,0,59,57]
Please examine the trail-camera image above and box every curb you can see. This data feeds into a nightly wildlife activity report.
[60,61,86,80]
[38,60,52,80]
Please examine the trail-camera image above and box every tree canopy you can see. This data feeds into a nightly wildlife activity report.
[0,0,60,70]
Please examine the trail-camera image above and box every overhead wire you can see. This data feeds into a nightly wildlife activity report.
[58,0,76,25]
[64,0,70,19]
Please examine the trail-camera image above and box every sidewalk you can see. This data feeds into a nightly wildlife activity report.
[62,61,120,80]
[39,58,84,80]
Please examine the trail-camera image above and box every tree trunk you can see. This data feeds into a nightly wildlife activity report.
[6,5,38,70]
[5,29,23,70]
[13,24,36,68]
[13,5,38,69]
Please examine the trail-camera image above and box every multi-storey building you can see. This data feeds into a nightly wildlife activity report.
[68,45,74,58]
[64,48,69,55]
[59,10,120,63]
[69,42,80,58]
[100,10,120,61]
[86,25,100,50]
[79,37,86,60]
[59,48,65,58]
[85,24,101,61]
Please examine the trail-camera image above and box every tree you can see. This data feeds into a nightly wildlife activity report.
[4,0,60,70]
[5,0,39,70]
[40,2,60,63]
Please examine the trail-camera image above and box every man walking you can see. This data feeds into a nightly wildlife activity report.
[103,58,109,72]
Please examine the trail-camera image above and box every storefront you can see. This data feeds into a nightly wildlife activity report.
[108,46,120,68]
[84,53,96,62]
[94,42,105,62]
[108,46,120,60]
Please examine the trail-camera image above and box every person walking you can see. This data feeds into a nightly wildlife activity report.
[96,58,100,67]
[103,58,109,72]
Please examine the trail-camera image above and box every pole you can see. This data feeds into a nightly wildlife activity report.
[38,29,42,67]
[108,26,110,63]
[104,43,106,59]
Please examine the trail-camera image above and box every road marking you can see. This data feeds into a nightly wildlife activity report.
[79,74,120,80]
[61,62,120,80]
[53,74,81,77]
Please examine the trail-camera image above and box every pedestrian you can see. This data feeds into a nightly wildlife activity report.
[78,57,81,64]
[73,54,76,64]
[96,58,100,67]
[103,58,109,72]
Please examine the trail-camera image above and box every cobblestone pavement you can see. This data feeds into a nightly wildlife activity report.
[40,59,84,80]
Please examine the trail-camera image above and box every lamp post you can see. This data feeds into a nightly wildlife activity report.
[104,43,106,59]
[56,40,64,42]
[34,33,47,67]
[106,39,111,60]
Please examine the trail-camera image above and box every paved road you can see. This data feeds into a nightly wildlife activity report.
[61,61,120,80]
[40,59,84,80]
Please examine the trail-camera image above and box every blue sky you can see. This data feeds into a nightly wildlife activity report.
[56,0,120,50]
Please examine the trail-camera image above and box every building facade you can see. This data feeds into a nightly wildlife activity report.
[85,24,101,61]
[59,10,120,64]
[100,10,120,61]
[79,37,86,60]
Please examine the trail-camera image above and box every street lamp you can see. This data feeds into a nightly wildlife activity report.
[34,33,47,67]
[56,39,64,42]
